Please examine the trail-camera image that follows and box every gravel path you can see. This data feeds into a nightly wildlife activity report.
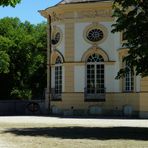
[0,116,148,127]
[0,116,148,148]
[0,139,16,148]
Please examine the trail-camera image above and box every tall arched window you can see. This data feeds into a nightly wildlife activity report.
[124,63,134,92]
[85,53,105,100]
[118,49,134,92]
[54,56,62,99]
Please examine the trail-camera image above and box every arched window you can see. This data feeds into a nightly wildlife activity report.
[124,63,134,92]
[85,53,105,100]
[54,56,62,99]
[118,48,134,92]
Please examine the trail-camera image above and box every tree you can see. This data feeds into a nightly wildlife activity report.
[0,0,21,7]
[0,17,47,99]
[0,51,10,73]
[112,0,148,78]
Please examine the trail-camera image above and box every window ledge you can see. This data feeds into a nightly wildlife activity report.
[51,99,62,102]
[85,99,105,102]
[122,91,134,93]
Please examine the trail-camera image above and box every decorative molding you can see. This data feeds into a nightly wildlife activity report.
[51,25,63,47]
[50,9,112,22]
[81,46,109,62]
[52,12,62,21]
[83,23,108,45]
[78,10,112,19]
[51,49,65,64]
[65,23,74,61]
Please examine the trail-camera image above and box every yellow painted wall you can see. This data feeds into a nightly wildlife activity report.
[140,77,148,117]
[42,1,148,118]
[64,65,74,92]
[106,93,139,110]
[141,77,148,92]
[139,92,148,118]
[51,93,140,112]
[139,93,148,111]
[65,23,74,61]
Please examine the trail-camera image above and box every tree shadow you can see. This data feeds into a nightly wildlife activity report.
[3,126,148,140]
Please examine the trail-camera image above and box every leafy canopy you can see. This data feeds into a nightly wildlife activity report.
[0,17,47,99]
[0,0,21,7]
[112,0,148,78]
[0,51,10,73]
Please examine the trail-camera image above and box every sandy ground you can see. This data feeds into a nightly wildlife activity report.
[0,116,148,148]
[0,116,148,127]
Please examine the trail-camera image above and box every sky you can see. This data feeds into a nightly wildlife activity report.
[0,0,61,24]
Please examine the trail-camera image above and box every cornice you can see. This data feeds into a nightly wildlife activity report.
[39,2,113,22]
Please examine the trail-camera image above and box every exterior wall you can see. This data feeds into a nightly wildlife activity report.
[55,24,65,57]
[62,66,65,92]
[74,22,116,62]
[74,22,92,61]
[139,93,148,118]
[42,1,148,118]
[105,64,118,92]
[135,76,141,92]
[73,64,120,93]
[65,23,75,61]
[99,22,116,61]
[141,77,148,92]
[74,21,121,93]
[51,66,55,88]
[51,92,139,116]
[64,64,74,92]
[139,77,148,118]
[74,65,85,92]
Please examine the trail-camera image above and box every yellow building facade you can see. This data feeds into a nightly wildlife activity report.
[40,0,148,118]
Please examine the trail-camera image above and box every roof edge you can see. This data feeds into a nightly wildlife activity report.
[57,0,113,5]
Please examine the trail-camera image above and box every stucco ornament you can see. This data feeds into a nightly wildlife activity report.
[87,28,104,42]
[51,26,62,47]
[84,23,108,45]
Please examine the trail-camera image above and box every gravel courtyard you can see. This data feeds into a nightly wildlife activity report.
[0,116,148,148]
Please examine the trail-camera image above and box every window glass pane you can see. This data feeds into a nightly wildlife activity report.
[87,54,104,63]
[86,53,105,97]
[55,56,62,64]
[87,28,104,42]
[55,57,62,95]
[124,63,134,91]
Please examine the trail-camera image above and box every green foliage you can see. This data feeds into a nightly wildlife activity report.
[0,17,47,100]
[0,51,10,73]
[11,88,32,100]
[0,0,21,7]
[112,0,148,78]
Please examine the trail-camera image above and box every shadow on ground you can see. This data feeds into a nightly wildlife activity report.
[3,126,148,140]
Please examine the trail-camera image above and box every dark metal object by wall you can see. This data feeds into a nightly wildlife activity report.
[0,100,46,116]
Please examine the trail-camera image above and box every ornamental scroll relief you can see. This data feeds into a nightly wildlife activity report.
[52,12,62,21]
[79,10,112,18]
[51,9,112,22]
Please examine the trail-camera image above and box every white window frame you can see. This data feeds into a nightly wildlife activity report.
[124,66,134,92]
[53,56,62,99]
[86,62,105,94]
[85,53,105,100]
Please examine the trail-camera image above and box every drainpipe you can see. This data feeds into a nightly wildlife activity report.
[45,15,52,114]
